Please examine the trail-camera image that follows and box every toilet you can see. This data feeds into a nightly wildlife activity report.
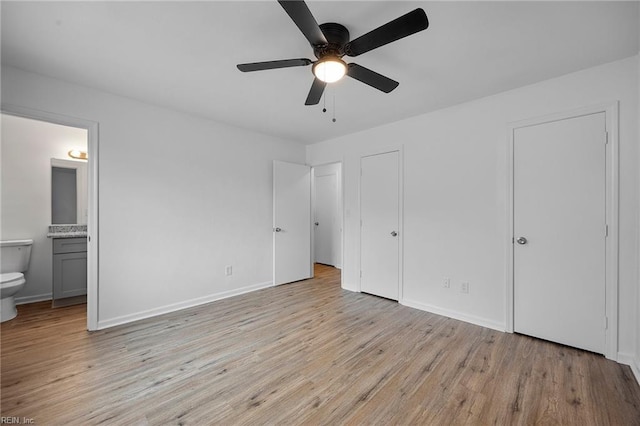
[0,239,33,322]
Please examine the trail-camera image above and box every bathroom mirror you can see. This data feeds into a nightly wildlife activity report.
[51,158,87,225]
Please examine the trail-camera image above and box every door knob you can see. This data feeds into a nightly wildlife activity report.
[391,231,398,237]
[314,222,319,226]
[274,227,282,232]
[516,237,527,245]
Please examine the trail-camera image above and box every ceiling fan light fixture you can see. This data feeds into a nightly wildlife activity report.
[312,57,347,83]
[237,2,429,105]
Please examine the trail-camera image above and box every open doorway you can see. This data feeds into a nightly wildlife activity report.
[1,107,98,330]
[312,163,342,270]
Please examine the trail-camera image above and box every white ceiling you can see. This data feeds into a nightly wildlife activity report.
[1,1,638,144]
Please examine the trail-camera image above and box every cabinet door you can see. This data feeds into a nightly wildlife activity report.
[53,252,87,299]
[53,238,87,254]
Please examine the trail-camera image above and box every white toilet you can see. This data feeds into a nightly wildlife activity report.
[0,239,33,322]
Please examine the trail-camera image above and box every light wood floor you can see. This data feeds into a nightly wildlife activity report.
[2,264,639,425]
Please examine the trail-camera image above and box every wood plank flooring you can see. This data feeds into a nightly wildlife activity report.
[2,264,639,425]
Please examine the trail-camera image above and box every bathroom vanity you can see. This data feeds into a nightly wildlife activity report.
[48,156,89,307]
[53,237,87,298]
[48,225,87,307]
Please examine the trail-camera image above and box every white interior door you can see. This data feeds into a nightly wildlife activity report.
[314,173,337,266]
[273,161,312,286]
[513,112,606,354]
[360,151,400,300]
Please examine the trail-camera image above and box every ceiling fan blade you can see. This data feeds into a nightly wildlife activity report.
[346,63,399,93]
[345,8,429,57]
[278,0,328,46]
[237,58,313,72]
[305,78,326,105]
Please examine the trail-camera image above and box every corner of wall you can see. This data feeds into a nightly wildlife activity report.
[633,357,640,386]
[635,49,640,387]
[341,281,359,293]
[636,50,640,387]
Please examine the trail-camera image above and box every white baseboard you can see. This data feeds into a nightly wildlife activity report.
[15,293,52,305]
[341,281,359,292]
[617,352,640,386]
[401,298,506,332]
[97,281,273,330]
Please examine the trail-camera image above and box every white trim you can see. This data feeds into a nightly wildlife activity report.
[506,102,620,360]
[97,281,273,330]
[339,157,345,287]
[616,353,640,386]
[401,298,506,332]
[505,123,514,333]
[1,103,100,331]
[358,146,404,300]
[311,169,316,270]
[617,352,634,365]
[15,293,52,305]
[398,149,405,303]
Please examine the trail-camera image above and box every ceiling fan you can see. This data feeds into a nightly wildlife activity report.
[237,0,429,105]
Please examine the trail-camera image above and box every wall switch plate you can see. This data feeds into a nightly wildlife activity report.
[443,278,451,288]
[225,265,232,276]
[461,281,469,294]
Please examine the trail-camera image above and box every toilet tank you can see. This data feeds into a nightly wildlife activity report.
[0,240,33,273]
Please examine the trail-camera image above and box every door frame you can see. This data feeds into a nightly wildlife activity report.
[506,102,619,360]
[358,146,404,301]
[311,162,344,271]
[2,103,99,331]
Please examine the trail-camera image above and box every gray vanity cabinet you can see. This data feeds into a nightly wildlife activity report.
[53,237,87,300]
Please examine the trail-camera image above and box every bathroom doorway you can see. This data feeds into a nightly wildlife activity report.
[312,162,343,272]
[1,106,99,330]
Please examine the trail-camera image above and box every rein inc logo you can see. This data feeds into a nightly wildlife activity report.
[1,418,34,424]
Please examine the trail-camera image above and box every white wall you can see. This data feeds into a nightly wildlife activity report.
[307,56,639,359]
[2,66,305,328]
[636,26,640,380]
[1,115,87,302]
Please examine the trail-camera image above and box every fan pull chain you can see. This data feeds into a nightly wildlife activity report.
[319,85,337,123]
[322,90,327,113]
[332,92,336,123]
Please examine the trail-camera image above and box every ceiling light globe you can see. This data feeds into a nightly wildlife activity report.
[313,57,347,83]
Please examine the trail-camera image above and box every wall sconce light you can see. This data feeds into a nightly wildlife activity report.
[68,149,88,160]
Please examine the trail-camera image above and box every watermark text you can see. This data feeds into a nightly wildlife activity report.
[1,417,35,424]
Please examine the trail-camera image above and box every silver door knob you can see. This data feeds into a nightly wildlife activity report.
[391,231,398,237]
[516,237,527,245]
[274,227,282,232]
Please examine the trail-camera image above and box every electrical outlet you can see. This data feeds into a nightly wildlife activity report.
[461,281,469,294]
[443,277,451,288]
[225,265,233,276]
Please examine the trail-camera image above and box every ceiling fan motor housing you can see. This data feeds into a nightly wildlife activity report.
[237,1,429,105]
[315,23,350,58]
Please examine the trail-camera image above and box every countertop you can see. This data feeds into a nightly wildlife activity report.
[47,224,88,239]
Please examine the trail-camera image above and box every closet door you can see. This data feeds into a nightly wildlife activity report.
[360,151,400,300]
[513,112,606,354]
